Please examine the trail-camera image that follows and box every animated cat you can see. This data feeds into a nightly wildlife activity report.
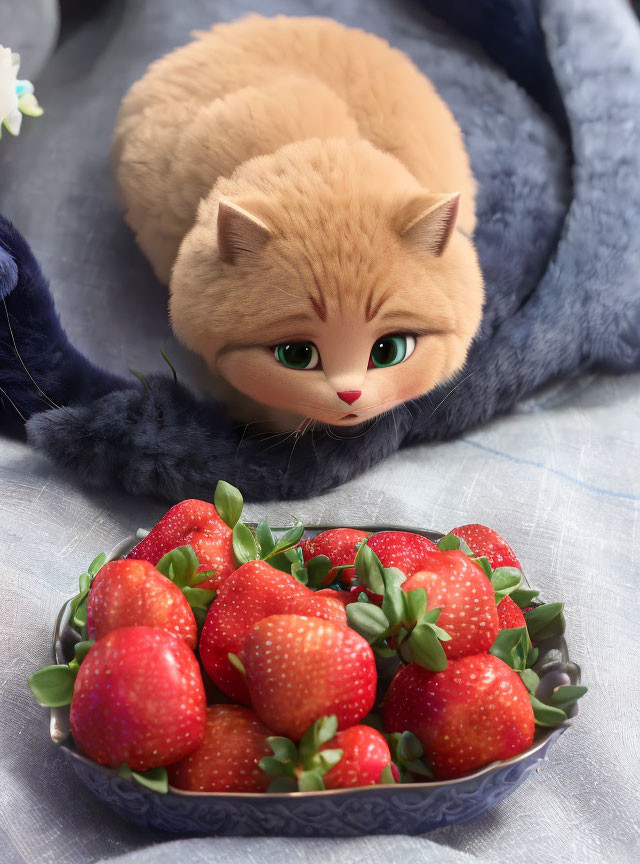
[113,15,483,432]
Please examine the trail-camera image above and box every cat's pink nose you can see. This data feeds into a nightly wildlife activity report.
[337,390,361,405]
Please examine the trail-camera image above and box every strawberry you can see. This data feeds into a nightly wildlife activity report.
[127,499,234,591]
[322,725,394,789]
[451,524,522,570]
[383,655,535,779]
[365,531,438,578]
[167,705,272,792]
[86,559,198,649]
[403,550,499,659]
[301,528,370,587]
[70,626,206,770]
[243,614,377,740]
[498,595,527,630]
[199,561,346,704]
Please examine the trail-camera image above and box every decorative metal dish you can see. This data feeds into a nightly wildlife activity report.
[49,526,579,837]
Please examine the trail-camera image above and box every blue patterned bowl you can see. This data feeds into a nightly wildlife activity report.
[48,525,577,837]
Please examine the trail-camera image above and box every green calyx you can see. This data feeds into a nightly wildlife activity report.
[490,626,538,672]
[259,715,344,793]
[387,731,433,782]
[214,480,244,529]
[232,517,306,572]
[69,553,106,637]
[117,764,168,794]
[524,602,565,641]
[347,545,451,672]
[28,639,95,707]
[155,546,216,621]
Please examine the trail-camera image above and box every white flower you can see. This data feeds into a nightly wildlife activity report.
[0,45,43,139]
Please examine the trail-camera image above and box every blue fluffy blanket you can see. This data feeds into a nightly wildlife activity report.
[1,0,639,501]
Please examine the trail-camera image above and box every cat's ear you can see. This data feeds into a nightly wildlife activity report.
[217,199,272,264]
[396,192,460,257]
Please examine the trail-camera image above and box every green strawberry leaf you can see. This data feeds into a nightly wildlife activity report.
[519,668,540,694]
[403,759,434,779]
[78,572,91,593]
[72,595,89,630]
[405,588,427,623]
[87,553,107,578]
[354,543,385,595]
[397,731,423,763]
[232,522,259,566]
[28,665,76,707]
[526,646,539,668]
[373,644,398,658]
[182,586,216,612]
[312,748,343,775]
[256,518,275,557]
[267,776,298,793]
[264,522,305,561]
[346,602,390,643]
[116,764,168,794]
[305,555,333,589]
[214,480,244,529]
[298,715,338,766]
[511,588,540,609]
[473,556,493,579]
[529,694,568,727]
[437,533,460,551]
[291,563,308,585]
[379,764,397,785]
[298,770,326,792]
[259,756,296,778]
[73,640,94,665]
[489,627,528,670]
[406,622,448,672]
[491,567,522,603]
[381,580,406,628]
[268,736,298,765]
[524,602,565,641]
[156,545,200,589]
[227,652,247,676]
[549,684,588,709]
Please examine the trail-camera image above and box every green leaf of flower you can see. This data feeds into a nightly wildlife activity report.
[232,522,259,566]
[117,764,168,794]
[28,665,76,707]
[214,480,244,529]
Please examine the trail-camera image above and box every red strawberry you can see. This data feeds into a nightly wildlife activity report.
[451,524,522,570]
[322,725,394,789]
[301,528,370,587]
[70,626,206,770]
[167,705,272,792]
[243,614,377,740]
[497,595,527,630]
[315,587,351,606]
[127,499,234,591]
[365,531,438,578]
[86,559,197,649]
[403,550,499,659]
[199,561,346,704]
[384,655,535,779]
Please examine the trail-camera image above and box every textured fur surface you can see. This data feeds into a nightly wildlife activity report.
[114,16,483,431]
[1,0,639,502]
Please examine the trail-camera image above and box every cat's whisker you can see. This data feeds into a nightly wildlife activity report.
[427,370,478,419]
[0,385,26,422]
[3,298,62,411]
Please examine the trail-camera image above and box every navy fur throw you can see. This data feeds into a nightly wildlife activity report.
[1,0,639,502]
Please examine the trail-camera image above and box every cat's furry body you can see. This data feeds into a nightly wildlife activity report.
[114,15,483,431]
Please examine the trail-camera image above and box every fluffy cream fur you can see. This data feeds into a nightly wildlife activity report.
[113,15,483,430]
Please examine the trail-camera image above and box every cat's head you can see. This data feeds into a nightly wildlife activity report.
[170,139,483,427]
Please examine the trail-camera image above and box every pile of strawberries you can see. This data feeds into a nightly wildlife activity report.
[29,482,585,795]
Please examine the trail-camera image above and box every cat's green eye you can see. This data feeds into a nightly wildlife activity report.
[369,334,416,368]
[274,342,320,370]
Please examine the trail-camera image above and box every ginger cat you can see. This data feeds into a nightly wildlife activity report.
[113,15,483,431]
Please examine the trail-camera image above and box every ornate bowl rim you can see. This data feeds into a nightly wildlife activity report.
[50,523,572,799]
